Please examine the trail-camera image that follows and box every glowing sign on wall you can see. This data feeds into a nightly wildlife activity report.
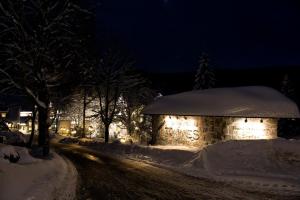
[157,116,277,146]
[163,116,200,142]
[226,118,276,140]
[164,116,198,131]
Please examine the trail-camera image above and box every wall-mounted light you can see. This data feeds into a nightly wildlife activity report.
[245,118,248,123]
[260,119,263,123]
[184,116,187,120]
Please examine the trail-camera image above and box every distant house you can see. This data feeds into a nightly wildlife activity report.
[0,109,8,119]
[143,86,300,146]
[0,95,34,134]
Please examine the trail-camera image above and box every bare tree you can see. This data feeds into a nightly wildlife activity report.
[0,0,88,155]
[91,49,134,143]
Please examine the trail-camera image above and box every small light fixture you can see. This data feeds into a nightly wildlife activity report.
[260,119,263,123]
[184,116,187,120]
[245,118,248,123]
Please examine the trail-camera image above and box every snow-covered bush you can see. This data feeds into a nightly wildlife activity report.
[0,131,27,146]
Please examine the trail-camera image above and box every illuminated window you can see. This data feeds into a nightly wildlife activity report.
[20,111,32,117]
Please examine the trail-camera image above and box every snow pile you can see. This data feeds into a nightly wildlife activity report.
[73,137,300,193]
[143,86,300,118]
[193,139,300,178]
[183,139,300,193]
[0,144,19,163]
[0,144,77,200]
[0,131,28,145]
[0,144,39,164]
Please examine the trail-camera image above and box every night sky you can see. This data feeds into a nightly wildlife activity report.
[94,0,300,72]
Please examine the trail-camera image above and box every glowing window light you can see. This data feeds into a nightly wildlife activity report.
[20,111,32,117]
[1,113,6,118]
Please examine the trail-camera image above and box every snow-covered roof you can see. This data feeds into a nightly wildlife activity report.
[143,86,300,118]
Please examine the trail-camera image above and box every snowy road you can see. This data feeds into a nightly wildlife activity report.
[53,143,299,200]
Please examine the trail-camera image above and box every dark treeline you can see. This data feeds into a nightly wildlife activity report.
[146,66,300,104]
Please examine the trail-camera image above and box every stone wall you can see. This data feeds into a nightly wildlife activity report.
[154,115,204,146]
[153,115,278,146]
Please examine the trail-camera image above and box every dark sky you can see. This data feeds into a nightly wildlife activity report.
[95,0,300,72]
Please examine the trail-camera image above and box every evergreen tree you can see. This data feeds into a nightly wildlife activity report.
[280,74,295,99]
[193,53,216,90]
[278,73,298,138]
[117,69,155,137]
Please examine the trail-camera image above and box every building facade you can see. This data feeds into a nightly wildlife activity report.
[145,87,299,146]
[152,115,278,146]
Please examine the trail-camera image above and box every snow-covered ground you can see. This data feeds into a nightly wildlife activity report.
[58,136,300,195]
[0,144,77,200]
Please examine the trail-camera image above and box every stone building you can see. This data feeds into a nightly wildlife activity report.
[143,86,300,146]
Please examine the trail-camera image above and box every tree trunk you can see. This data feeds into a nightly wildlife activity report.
[54,111,59,134]
[104,124,109,143]
[150,115,159,145]
[27,106,36,148]
[38,106,50,156]
[82,89,87,138]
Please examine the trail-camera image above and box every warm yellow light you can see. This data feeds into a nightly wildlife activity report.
[88,126,94,132]
[1,113,6,118]
[164,116,198,131]
[20,111,32,117]
[120,138,126,143]
[228,118,271,139]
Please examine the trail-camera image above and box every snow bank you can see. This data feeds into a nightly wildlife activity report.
[183,139,300,194]
[0,145,77,200]
[0,131,28,145]
[70,137,300,194]
[143,86,300,118]
[0,144,39,164]
[194,139,300,178]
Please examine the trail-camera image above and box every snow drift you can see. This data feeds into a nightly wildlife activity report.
[0,144,77,200]
[67,137,300,193]
[143,86,300,118]
[191,139,300,178]
[0,144,39,164]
